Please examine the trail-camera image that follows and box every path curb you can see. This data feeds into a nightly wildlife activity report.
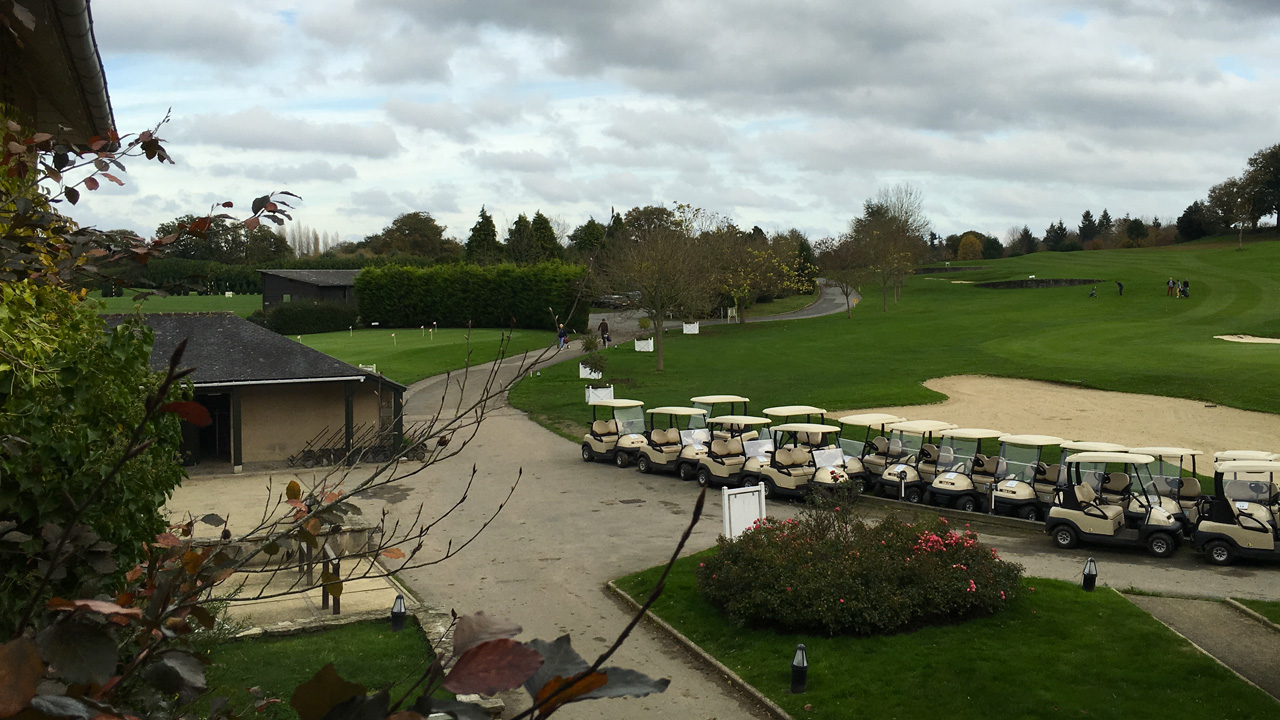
[1224,598,1280,635]
[605,581,795,720]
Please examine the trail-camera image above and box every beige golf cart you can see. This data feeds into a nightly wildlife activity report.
[922,428,1007,512]
[1215,450,1279,463]
[581,398,647,467]
[989,435,1071,521]
[1191,460,1280,565]
[739,423,848,499]
[763,405,829,425]
[1045,451,1181,558]
[873,419,959,503]
[635,406,709,477]
[695,415,772,488]
[836,413,908,489]
[1129,446,1204,525]
[690,395,750,437]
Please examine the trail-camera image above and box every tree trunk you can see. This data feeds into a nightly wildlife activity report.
[844,293,852,319]
[736,298,746,324]
[881,284,888,312]
[654,316,664,371]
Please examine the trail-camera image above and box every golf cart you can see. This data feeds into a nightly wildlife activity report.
[1191,460,1280,565]
[989,435,1070,521]
[740,423,848,498]
[581,398,647,467]
[690,395,750,437]
[923,428,1007,512]
[1045,451,1181,558]
[762,405,829,425]
[873,419,959,503]
[1215,450,1279,463]
[695,415,773,488]
[1129,446,1204,524]
[635,406,710,477]
[836,413,908,487]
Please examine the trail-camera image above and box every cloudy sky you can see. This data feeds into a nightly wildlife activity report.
[79,0,1280,245]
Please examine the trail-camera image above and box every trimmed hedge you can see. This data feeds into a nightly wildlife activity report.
[263,300,359,335]
[139,255,454,294]
[355,262,590,331]
[697,506,1023,636]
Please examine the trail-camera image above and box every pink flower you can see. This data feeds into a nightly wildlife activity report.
[787,587,792,591]
[1000,591,1006,600]
[699,562,705,567]
[834,507,841,512]
[839,598,845,603]
[939,516,948,525]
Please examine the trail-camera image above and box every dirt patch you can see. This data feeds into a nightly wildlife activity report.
[1216,335,1280,344]
[833,375,1280,457]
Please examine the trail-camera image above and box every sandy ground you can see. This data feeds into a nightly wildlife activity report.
[1216,334,1280,344]
[836,375,1280,458]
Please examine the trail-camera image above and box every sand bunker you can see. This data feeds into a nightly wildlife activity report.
[1215,334,1280,344]
[835,375,1280,457]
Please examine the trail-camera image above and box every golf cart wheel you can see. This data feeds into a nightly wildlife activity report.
[581,443,593,462]
[1051,525,1079,550]
[677,463,694,481]
[614,451,630,468]
[1018,505,1040,522]
[696,466,713,488]
[904,487,923,504]
[1205,540,1236,566]
[957,496,978,513]
[1146,532,1177,559]
[636,454,652,474]
[759,479,777,499]
[922,490,934,505]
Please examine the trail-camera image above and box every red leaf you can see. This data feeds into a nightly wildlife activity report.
[47,597,144,620]
[442,639,544,696]
[379,547,405,560]
[453,611,522,657]
[160,401,212,427]
[155,533,182,548]
[90,139,107,151]
[0,637,43,716]
[188,217,212,234]
[286,499,307,512]
[244,217,261,231]
[533,672,609,714]
[102,172,124,186]
[221,201,234,208]
[84,176,99,191]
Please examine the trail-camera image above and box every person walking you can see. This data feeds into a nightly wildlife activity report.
[1167,277,1175,297]
[597,318,610,348]
[557,323,568,349]
[1116,281,1124,296]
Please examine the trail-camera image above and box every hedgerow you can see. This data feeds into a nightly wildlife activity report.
[697,507,1023,636]
[263,300,359,335]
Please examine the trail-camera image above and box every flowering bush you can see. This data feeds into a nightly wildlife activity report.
[696,508,1023,635]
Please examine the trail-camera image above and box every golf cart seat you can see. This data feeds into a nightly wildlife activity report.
[870,436,889,456]
[888,438,904,457]
[650,428,679,446]
[1034,464,1063,495]
[710,438,747,467]
[1075,483,1125,521]
[592,420,618,441]
[972,454,998,476]
[1103,472,1131,496]
[774,448,815,477]
[1177,480,1201,503]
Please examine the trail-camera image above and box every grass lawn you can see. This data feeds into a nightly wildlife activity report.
[91,291,262,317]
[302,327,556,385]
[512,236,1280,437]
[1234,598,1280,625]
[744,288,820,318]
[205,619,435,720]
[615,551,1279,719]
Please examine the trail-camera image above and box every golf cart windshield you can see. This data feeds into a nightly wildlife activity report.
[688,413,707,429]
[943,437,981,470]
[1222,474,1279,504]
[615,406,646,435]
[1148,457,1190,498]
[1001,444,1042,482]
[892,431,925,456]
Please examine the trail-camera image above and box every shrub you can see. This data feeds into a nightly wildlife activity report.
[264,300,359,335]
[697,507,1023,636]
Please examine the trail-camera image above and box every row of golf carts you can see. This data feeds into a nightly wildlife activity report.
[582,395,1280,565]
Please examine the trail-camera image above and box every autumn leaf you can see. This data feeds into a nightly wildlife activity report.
[286,499,307,512]
[47,598,143,621]
[290,664,365,720]
[244,217,261,231]
[84,176,99,191]
[286,480,302,501]
[160,401,212,427]
[452,611,522,657]
[182,551,204,575]
[379,547,405,560]
[154,533,181,548]
[0,637,43,717]
[533,673,609,715]
[442,639,544,696]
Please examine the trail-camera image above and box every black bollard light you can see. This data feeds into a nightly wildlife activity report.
[1082,557,1097,592]
[390,594,407,631]
[790,643,808,694]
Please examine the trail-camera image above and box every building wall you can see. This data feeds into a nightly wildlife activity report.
[261,276,355,310]
[237,380,386,463]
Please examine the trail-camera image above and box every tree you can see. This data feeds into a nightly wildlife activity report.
[714,227,809,323]
[156,214,294,264]
[1039,222,1063,253]
[599,224,717,370]
[846,184,930,312]
[358,211,462,262]
[980,234,1004,260]
[1245,143,1280,226]
[1208,177,1254,249]
[530,210,563,262]
[622,205,679,239]
[567,218,608,255]
[1098,209,1113,235]
[464,206,503,264]
[1123,216,1148,246]
[815,236,868,318]
[1078,210,1098,246]
[772,228,819,287]
[1176,200,1212,242]
[956,234,983,260]
[506,213,536,264]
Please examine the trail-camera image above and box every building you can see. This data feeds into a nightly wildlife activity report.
[259,269,361,311]
[105,312,404,471]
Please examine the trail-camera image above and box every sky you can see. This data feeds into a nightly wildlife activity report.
[77,0,1280,245]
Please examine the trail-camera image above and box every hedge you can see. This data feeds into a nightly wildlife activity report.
[138,255,453,295]
[262,300,359,335]
[355,262,590,331]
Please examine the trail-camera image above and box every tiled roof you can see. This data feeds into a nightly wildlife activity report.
[258,269,361,287]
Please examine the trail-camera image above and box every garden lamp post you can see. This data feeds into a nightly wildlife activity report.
[790,643,808,694]
[1082,557,1098,592]
[391,594,407,631]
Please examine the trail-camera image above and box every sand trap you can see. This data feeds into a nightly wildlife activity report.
[1216,334,1280,344]
[835,375,1280,458]
[951,280,974,284]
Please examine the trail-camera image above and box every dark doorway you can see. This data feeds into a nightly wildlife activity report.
[190,392,232,463]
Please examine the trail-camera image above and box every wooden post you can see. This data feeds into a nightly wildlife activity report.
[231,387,243,473]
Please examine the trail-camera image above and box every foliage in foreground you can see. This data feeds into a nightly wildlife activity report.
[697,507,1023,635]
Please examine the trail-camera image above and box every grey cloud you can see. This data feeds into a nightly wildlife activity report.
[94,3,282,65]
[605,108,728,151]
[385,100,475,141]
[465,149,561,173]
[176,108,401,158]
[208,160,358,183]
[519,174,581,204]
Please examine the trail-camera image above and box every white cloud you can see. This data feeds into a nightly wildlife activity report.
[175,108,402,158]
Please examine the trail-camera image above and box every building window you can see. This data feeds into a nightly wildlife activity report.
[283,294,291,302]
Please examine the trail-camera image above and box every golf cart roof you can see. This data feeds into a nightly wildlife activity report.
[1061,441,1128,452]
[838,412,908,427]
[647,406,708,416]
[763,405,827,417]
[1000,434,1067,447]
[1215,450,1278,461]
[691,394,749,404]
[706,415,771,426]
[886,420,958,434]
[940,427,1005,440]
[1065,451,1155,465]
[1129,446,1203,458]
[772,422,842,434]
[589,398,643,408]
[1215,460,1280,474]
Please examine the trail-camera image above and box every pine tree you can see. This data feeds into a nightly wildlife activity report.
[506,213,535,264]
[465,206,502,264]
[1098,209,1113,233]
[1042,221,1067,252]
[530,211,562,262]
[1078,210,1098,244]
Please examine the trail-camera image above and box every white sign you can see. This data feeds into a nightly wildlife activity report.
[585,385,614,403]
[1236,501,1251,511]
[634,338,654,352]
[683,322,700,334]
[722,485,767,539]
[578,363,602,379]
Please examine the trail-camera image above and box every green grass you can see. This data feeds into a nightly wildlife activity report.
[91,291,262,317]
[615,551,1278,719]
[1234,598,1280,625]
[512,237,1280,435]
[302,328,556,385]
[744,288,820,318]
[206,619,435,719]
